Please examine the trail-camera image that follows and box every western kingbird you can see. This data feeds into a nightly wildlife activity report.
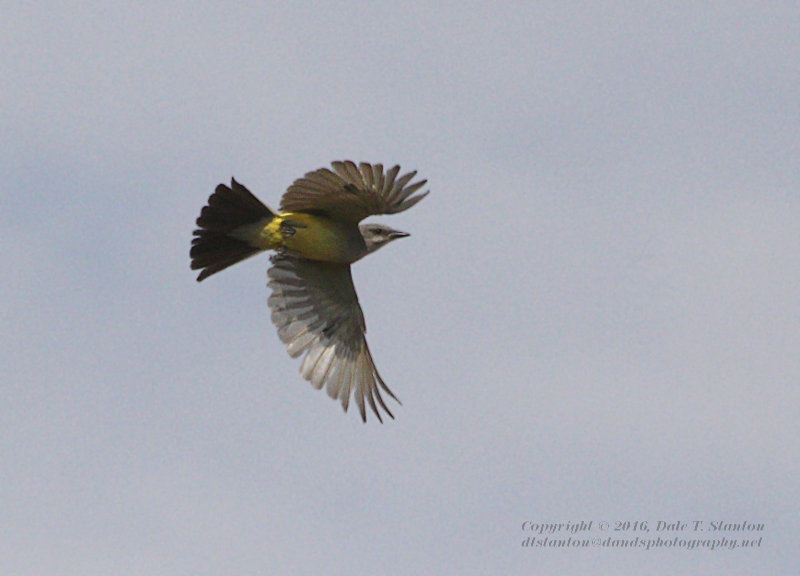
[191,161,428,422]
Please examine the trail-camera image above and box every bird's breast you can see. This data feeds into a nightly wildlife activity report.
[271,212,365,263]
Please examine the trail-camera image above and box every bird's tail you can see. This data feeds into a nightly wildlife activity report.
[191,178,276,281]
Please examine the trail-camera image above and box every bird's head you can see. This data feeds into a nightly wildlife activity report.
[360,223,410,255]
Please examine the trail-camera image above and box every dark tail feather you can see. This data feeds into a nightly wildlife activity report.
[191,178,275,281]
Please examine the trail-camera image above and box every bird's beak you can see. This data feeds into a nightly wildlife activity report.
[389,230,410,239]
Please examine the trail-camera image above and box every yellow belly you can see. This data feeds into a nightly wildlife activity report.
[266,212,365,263]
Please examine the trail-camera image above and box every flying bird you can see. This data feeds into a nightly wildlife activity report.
[191,161,428,422]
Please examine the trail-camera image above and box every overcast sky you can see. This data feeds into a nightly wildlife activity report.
[3,2,799,575]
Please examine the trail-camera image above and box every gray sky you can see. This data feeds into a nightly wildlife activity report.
[3,2,799,574]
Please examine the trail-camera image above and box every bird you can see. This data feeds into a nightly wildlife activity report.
[190,161,429,422]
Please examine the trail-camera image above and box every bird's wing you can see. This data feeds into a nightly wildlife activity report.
[267,255,400,422]
[279,161,428,224]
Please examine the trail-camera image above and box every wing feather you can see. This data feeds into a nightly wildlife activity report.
[267,255,400,422]
[371,163,385,194]
[280,161,428,223]
[360,162,376,189]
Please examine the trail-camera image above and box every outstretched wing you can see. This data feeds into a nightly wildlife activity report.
[267,255,400,422]
[279,161,428,224]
